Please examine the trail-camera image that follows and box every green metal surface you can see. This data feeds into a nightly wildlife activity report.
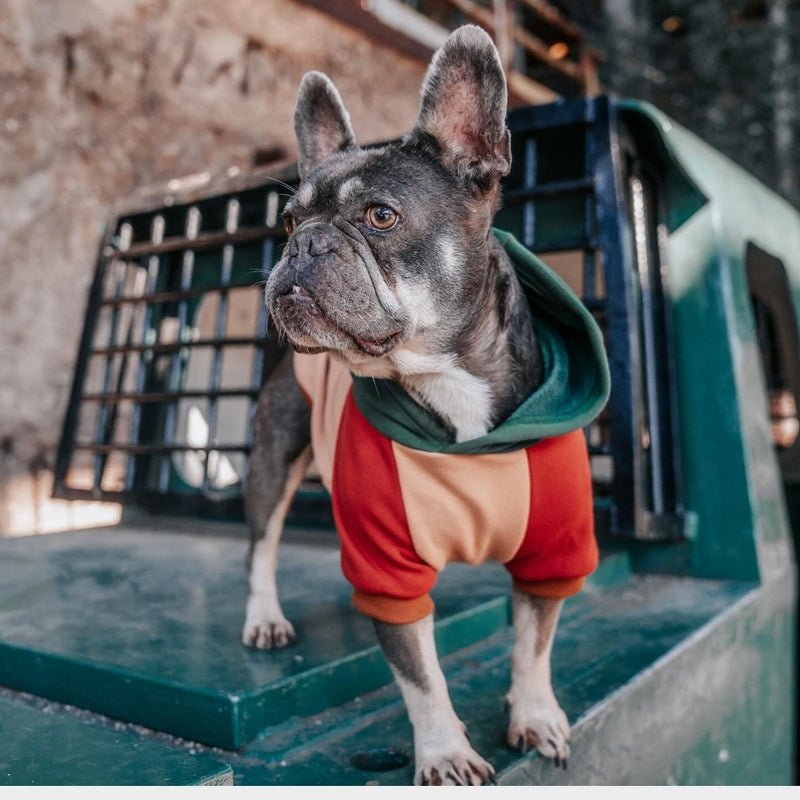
[0,524,792,784]
[251,576,792,786]
[0,523,618,750]
[501,578,795,786]
[2,519,790,785]
[222,574,759,785]
[1,523,777,785]
[0,695,232,786]
[620,101,800,588]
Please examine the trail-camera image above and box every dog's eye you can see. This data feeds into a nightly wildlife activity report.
[366,205,399,231]
[283,214,296,236]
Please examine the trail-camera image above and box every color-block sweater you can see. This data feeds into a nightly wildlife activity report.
[294,230,610,624]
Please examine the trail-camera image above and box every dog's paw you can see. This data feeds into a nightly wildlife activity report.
[242,617,296,649]
[506,695,571,767]
[242,594,296,649]
[414,744,496,786]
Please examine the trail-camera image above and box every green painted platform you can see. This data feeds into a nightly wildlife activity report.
[0,695,232,785]
[222,572,762,785]
[1,520,786,785]
[0,521,518,751]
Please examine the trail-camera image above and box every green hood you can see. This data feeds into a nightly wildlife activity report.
[350,229,610,454]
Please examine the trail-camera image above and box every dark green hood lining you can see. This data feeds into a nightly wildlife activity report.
[350,229,611,454]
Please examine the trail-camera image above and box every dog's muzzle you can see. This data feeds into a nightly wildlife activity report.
[267,223,405,356]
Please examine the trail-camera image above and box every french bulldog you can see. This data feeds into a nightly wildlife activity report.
[243,25,593,785]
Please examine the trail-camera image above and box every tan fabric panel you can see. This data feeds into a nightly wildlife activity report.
[293,352,352,492]
[392,443,531,570]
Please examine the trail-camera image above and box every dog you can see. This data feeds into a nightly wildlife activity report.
[242,25,608,785]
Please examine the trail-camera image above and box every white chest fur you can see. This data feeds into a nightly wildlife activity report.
[391,350,493,443]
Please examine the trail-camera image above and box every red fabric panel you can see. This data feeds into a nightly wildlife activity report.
[504,429,598,585]
[332,391,438,613]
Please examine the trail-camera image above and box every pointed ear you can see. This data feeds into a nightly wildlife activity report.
[408,25,511,190]
[294,71,357,180]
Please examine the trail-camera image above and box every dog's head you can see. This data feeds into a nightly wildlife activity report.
[265,25,512,378]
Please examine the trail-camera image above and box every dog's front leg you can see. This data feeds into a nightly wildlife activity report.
[506,587,570,766]
[243,351,311,650]
[374,613,496,786]
[243,444,311,648]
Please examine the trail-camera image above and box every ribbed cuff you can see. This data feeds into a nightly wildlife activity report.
[512,576,585,599]
[352,589,434,624]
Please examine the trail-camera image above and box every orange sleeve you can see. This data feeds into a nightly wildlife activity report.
[332,392,437,623]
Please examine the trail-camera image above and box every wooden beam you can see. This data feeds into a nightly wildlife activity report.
[518,0,583,41]
[493,0,513,74]
[511,25,581,80]
[517,0,603,62]
[294,0,575,106]
[507,70,559,105]
[446,0,494,29]
[444,0,581,80]
[295,0,435,63]
[579,44,602,97]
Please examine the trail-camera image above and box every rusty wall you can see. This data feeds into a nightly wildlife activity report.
[0,0,426,535]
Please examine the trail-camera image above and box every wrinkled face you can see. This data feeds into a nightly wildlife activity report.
[265,146,477,376]
[265,26,511,377]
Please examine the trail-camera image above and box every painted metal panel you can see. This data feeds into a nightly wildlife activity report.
[0,697,232,786]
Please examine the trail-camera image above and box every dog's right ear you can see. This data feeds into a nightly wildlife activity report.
[294,72,357,180]
[407,25,511,193]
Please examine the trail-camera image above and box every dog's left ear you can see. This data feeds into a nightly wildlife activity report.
[408,25,511,191]
[294,71,357,180]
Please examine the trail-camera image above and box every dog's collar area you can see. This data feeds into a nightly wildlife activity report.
[350,229,610,454]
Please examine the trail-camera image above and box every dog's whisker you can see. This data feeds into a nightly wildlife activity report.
[264,176,298,196]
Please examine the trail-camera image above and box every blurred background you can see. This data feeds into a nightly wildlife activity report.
[1,0,798,537]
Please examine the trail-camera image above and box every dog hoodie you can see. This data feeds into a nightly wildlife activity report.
[293,230,611,624]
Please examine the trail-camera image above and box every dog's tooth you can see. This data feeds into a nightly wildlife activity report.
[292,285,302,294]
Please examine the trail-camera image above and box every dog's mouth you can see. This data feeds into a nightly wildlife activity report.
[272,285,403,357]
[353,330,404,356]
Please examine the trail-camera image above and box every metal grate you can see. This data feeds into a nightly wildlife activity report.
[54,181,293,517]
[56,96,685,537]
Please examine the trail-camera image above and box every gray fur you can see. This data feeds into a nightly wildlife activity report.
[244,350,310,549]
[295,71,357,180]
[373,619,430,693]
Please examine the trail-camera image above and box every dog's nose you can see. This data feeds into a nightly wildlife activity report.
[290,225,334,258]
